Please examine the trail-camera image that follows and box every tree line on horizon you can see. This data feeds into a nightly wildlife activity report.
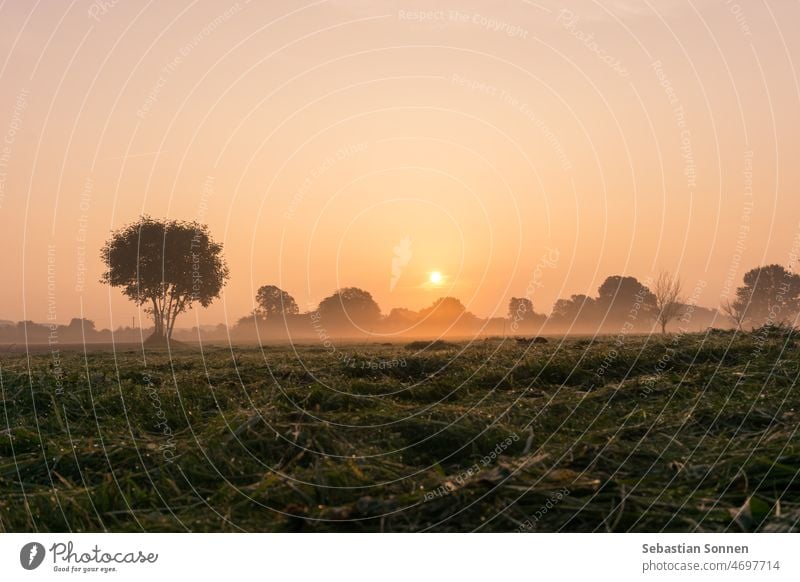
[4,216,799,344]
[232,262,799,339]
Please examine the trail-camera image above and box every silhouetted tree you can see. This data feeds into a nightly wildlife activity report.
[550,294,598,328]
[236,313,257,328]
[415,297,478,333]
[596,275,655,326]
[317,287,381,327]
[720,298,747,331]
[101,216,229,342]
[419,297,467,321]
[385,308,419,327]
[255,285,299,320]
[67,318,96,332]
[508,297,545,332]
[60,318,98,342]
[509,297,533,320]
[735,265,800,327]
[653,271,683,334]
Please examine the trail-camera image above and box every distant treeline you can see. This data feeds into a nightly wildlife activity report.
[228,277,721,341]
[9,263,797,345]
[69,216,798,344]
[229,264,800,340]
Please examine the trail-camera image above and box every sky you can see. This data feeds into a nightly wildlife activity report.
[0,0,799,329]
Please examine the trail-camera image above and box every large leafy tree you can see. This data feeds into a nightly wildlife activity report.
[549,294,598,327]
[508,296,545,331]
[385,307,419,326]
[508,297,533,320]
[255,285,299,319]
[419,297,467,321]
[735,264,800,326]
[596,275,656,324]
[317,287,381,327]
[101,216,229,341]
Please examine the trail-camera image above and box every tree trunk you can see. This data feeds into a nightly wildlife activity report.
[149,297,167,342]
[151,298,161,337]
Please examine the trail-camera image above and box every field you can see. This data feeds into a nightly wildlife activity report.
[1,330,799,532]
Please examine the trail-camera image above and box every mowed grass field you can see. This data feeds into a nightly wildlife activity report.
[1,330,799,532]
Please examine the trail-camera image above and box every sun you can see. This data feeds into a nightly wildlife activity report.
[429,271,444,285]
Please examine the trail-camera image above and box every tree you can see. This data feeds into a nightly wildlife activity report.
[549,294,598,328]
[67,318,96,332]
[101,216,229,342]
[735,265,800,327]
[508,297,545,332]
[508,297,533,320]
[255,285,298,320]
[385,308,419,326]
[317,287,381,328]
[596,275,655,327]
[720,298,747,331]
[236,313,258,328]
[653,271,683,334]
[419,297,467,321]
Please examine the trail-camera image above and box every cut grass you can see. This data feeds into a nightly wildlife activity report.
[0,332,798,532]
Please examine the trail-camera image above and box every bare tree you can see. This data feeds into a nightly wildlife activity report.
[653,271,683,335]
[720,298,747,331]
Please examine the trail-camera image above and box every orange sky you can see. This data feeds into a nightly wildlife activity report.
[1,0,799,329]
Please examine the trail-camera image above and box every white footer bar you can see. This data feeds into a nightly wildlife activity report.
[1,533,797,581]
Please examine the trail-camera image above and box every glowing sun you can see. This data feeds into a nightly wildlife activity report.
[429,271,444,285]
